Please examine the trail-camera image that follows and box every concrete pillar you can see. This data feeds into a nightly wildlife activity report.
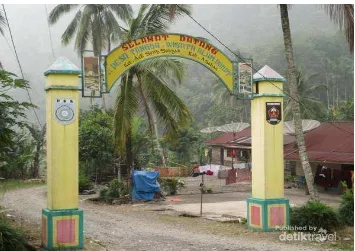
[42,57,84,249]
[247,65,290,231]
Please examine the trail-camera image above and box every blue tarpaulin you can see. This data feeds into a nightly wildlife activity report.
[131,170,161,201]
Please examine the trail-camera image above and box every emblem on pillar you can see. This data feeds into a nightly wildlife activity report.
[54,98,76,125]
[266,102,282,125]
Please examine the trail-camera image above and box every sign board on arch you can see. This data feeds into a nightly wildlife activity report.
[105,34,234,92]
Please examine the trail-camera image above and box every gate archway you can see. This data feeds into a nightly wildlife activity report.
[104,33,235,93]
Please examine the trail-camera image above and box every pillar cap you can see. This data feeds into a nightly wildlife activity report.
[253,65,285,83]
[44,56,81,76]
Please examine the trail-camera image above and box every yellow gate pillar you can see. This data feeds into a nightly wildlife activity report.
[247,65,290,231]
[42,57,83,249]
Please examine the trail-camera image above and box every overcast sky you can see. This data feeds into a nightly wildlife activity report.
[0,4,339,125]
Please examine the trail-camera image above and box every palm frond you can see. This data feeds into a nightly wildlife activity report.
[102,9,124,44]
[0,9,7,35]
[107,4,133,23]
[168,4,192,19]
[137,57,185,85]
[322,4,354,53]
[136,78,154,134]
[48,4,79,25]
[91,12,106,56]
[61,10,82,45]
[114,72,139,151]
[141,71,192,136]
[126,5,150,40]
[74,5,93,54]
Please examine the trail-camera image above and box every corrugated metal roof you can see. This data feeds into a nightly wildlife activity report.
[205,121,354,164]
[204,128,251,145]
[284,121,354,164]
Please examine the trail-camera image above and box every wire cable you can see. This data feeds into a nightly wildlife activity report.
[44,4,56,61]
[2,4,42,128]
[176,4,353,136]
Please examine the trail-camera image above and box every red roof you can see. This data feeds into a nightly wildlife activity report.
[285,121,354,164]
[205,122,354,164]
[204,128,251,145]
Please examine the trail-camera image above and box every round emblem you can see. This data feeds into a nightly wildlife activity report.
[55,105,74,122]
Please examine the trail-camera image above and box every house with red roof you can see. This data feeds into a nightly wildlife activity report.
[284,121,353,190]
[205,121,354,190]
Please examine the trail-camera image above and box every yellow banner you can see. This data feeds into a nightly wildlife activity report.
[105,34,234,91]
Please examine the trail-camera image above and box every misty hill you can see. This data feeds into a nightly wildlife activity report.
[0,4,352,127]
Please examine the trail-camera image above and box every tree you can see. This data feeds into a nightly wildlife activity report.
[280,5,319,200]
[25,124,46,178]
[113,4,193,177]
[0,8,7,69]
[0,70,36,160]
[323,4,354,54]
[328,98,354,121]
[284,68,327,120]
[3,131,34,179]
[48,4,133,55]
[0,8,6,36]
[212,80,249,123]
[79,105,115,182]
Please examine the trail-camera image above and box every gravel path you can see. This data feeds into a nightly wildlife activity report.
[1,186,339,251]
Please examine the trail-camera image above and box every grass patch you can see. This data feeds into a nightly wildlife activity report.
[0,180,45,195]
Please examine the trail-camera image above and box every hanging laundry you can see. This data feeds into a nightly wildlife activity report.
[206,170,214,176]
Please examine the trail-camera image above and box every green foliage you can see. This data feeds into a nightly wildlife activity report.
[99,188,109,199]
[163,126,206,166]
[328,99,354,121]
[0,70,36,161]
[99,179,129,202]
[0,9,6,36]
[78,171,93,193]
[285,174,296,183]
[79,105,115,181]
[113,5,192,171]
[338,188,354,226]
[284,68,327,120]
[1,132,35,179]
[0,180,44,195]
[48,4,133,55]
[159,177,185,195]
[0,220,26,251]
[291,201,340,232]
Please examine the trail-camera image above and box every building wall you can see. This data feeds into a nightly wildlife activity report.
[211,146,222,164]
[211,146,249,167]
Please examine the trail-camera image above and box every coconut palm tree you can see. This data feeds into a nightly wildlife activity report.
[48,4,133,56]
[284,69,327,120]
[323,4,354,54]
[0,8,5,36]
[113,4,192,176]
[0,8,6,68]
[212,80,250,123]
[280,5,320,200]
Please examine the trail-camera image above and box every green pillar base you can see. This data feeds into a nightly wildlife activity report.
[247,197,290,231]
[42,208,84,250]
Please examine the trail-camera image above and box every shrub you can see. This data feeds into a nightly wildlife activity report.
[106,179,121,199]
[99,179,129,202]
[159,178,185,195]
[0,220,26,251]
[78,171,93,193]
[99,188,109,199]
[338,188,354,226]
[291,200,340,232]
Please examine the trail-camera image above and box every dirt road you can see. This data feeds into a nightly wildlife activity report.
[2,186,339,251]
